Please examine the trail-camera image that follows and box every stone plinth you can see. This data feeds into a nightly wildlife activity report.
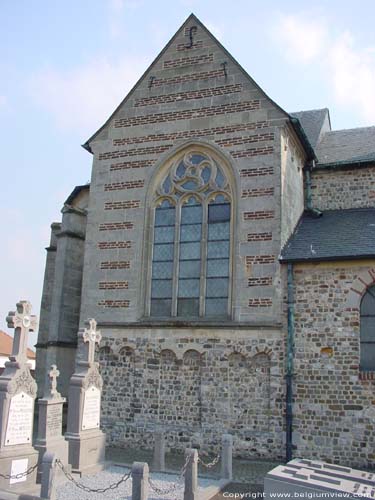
[0,301,39,492]
[65,319,106,474]
[34,365,69,482]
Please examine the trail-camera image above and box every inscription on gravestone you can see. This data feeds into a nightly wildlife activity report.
[82,386,101,430]
[5,391,33,446]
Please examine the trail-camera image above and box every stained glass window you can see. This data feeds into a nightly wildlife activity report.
[360,286,375,371]
[149,151,231,318]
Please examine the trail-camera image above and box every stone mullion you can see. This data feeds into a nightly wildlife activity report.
[199,201,209,316]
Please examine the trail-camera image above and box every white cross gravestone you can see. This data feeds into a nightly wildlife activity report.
[0,301,39,492]
[65,318,106,474]
[34,364,70,482]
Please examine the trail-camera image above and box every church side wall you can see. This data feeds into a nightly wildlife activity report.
[292,260,375,468]
[95,326,285,459]
[311,165,375,210]
[280,128,305,246]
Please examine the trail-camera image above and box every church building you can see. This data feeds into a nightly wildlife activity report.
[35,14,375,467]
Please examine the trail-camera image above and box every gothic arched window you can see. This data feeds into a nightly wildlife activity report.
[360,285,375,371]
[149,150,232,318]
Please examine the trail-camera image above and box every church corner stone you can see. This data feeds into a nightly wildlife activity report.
[0,300,39,491]
[65,318,106,474]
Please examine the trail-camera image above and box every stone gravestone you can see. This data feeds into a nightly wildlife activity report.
[34,364,69,482]
[65,318,106,474]
[0,301,39,492]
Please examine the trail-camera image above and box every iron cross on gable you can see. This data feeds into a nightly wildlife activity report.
[6,300,38,363]
[83,318,102,364]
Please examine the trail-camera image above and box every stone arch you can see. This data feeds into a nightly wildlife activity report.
[183,349,202,366]
[140,139,241,320]
[160,349,178,366]
[345,268,375,309]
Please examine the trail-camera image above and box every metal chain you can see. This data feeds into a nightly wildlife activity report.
[198,452,220,468]
[56,460,131,493]
[0,463,38,481]
[147,453,190,497]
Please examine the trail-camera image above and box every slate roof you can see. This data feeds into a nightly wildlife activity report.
[280,208,375,263]
[290,109,330,148]
[315,127,375,166]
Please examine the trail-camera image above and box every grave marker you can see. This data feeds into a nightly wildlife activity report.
[65,318,106,474]
[0,301,39,491]
[34,364,69,482]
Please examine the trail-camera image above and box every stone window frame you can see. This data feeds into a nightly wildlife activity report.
[142,142,238,321]
[345,268,375,379]
[360,285,375,372]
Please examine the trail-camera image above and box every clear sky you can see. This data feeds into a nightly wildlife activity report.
[1,0,375,348]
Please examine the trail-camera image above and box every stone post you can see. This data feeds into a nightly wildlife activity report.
[152,431,165,472]
[34,364,70,482]
[221,434,233,480]
[184,448,198,500]
[132,461,149,500]
[65,319,106,474]
[0,301,39,492]
[40,452,57,500]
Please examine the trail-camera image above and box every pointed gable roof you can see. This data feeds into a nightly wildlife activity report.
[82,13,315,160]
[290,108,331,148]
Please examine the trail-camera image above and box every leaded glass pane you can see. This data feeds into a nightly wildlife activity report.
[181,204,202,224]
[176,162,186,178]
[208,221,230,241]
[180,242,201,260]
[361,287,375,315]
[361,317,375,341]
[154,225,175,243]
[151,299,172,317]
[215,169,226,188]
[190,154,206,165]
[180,224,202,242]
[152,261,173,279]
[202,166,211,182]
[207,259,229,277]
[155,207,175,227]
[178,278,200,297]
[210,194,227,204]
[177,298,199,316]
[360,344,375,371]
[207,241,230,259]
[206,278,228,298]
[152,280,173,298]
[153,243,174,261]
[162,175,172,194]
[205,298,228,316]
[208,203,230,222]
[182,180,198,190]
[179,260,201,278]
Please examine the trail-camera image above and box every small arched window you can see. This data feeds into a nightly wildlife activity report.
[149,150,232,318]
[360,285,375,371]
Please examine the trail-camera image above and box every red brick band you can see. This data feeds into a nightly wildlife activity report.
[104,181,144,191]
[98,241,132,249]
[247,232,273,242]
[113,122,270,146]
[248,277,273,286]
[99,145,171,161]
[135,84,242,107]
[242,188,274,198]
[151,68,225,87]
[100,261,130,270]
[104,200,140,210]
[176,40,203,51]
[163,53,213,68]
[110,159,155,171]
[113,101,260,128]
[246,255,275,264]
[232,146,273,158]
[248,298,272,307]
[99,281,129,290]
[243,211,274,220]
[99,222,134,231]
[98,300,130,308]
[241,167,274,177]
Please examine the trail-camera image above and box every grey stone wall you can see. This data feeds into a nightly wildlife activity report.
[79,18,290,327]
[311,165,375,210]
[292,261,375,468]
[95,326,285,459]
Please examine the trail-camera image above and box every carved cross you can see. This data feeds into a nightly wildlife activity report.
[82,319,102,364]
[48,364,60,397]
[6,301,38,363]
